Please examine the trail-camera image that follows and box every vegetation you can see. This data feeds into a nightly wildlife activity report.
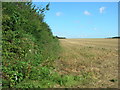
[106,36,120,39]
[2,2,92,88]
[2,2,61,88]
[56,36,66,39]
[57,39,118,88]
[2,2,117,88]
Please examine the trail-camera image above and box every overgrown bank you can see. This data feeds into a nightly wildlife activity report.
[2,2,60,88]
[2,2,95,88]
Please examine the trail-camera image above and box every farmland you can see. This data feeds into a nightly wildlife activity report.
[2,2,118,88]
[54,38,118,88]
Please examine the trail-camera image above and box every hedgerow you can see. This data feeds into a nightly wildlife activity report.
[2,2,60,88]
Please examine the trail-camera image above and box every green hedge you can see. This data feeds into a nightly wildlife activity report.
[2,2,60,88]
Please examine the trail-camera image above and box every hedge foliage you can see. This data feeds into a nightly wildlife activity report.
[2,2,60,88]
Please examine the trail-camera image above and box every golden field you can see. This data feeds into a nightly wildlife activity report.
[54,38,118,88]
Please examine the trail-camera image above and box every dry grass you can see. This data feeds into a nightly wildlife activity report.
[54,38,118,88]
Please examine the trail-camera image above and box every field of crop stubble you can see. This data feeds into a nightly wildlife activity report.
[54,38,118,88]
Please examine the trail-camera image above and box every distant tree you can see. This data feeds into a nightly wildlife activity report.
[56,36,66,39]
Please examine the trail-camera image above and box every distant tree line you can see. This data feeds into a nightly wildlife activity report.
[56,36,66,39]
[106,36,120,39]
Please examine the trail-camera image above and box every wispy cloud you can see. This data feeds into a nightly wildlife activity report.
[56,12,62,16]
[99,7,106,13]
[84,10,91,15]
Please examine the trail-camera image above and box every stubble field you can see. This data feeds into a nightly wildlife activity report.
[54,38,118,88]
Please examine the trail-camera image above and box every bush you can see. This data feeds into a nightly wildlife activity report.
[2,2,60,88]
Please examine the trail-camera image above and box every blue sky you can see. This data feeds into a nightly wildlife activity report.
[33,2,118,38]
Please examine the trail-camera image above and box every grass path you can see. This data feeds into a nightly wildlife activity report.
[54,38,118,88]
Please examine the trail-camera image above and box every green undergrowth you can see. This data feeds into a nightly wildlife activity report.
[14,66,93,88]
[2,2,60,88]
[2,2,93,88]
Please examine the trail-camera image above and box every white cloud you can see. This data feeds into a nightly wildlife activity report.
[56,12,62,16]
[99,7,106,13]
[84,10,91,15]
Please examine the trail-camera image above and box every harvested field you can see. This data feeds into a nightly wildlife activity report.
[54,38,118,88]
